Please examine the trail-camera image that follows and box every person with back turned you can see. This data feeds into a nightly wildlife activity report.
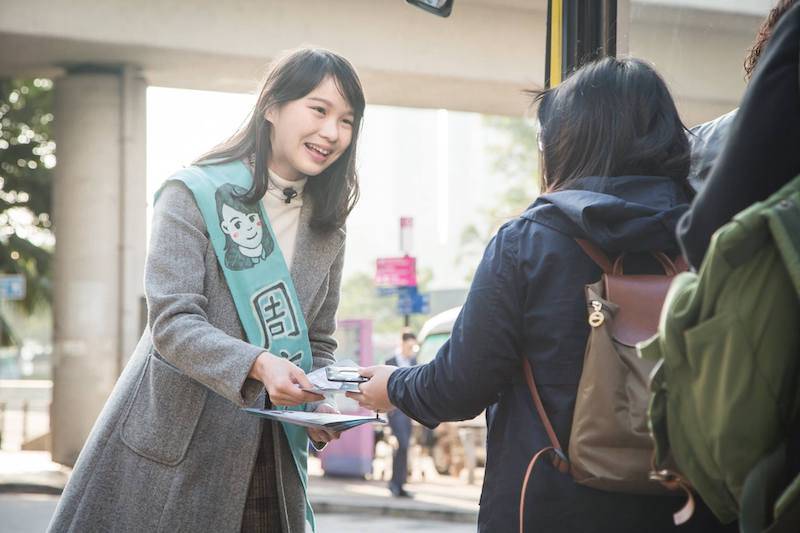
[349,58,735,533]
[384,330,418,498]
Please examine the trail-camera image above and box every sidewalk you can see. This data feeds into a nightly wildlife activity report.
[310,470,479,522]
[0,451,480,524]
[0,451,67,495]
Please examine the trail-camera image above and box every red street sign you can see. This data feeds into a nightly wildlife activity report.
[375,256,417,287]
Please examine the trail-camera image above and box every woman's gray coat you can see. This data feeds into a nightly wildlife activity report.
[48,179,345,532]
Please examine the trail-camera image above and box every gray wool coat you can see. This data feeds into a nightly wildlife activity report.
[48,179,345,533]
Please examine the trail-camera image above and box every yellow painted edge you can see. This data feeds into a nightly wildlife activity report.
[550,0,563,87]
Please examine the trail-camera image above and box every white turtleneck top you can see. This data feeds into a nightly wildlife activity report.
[261,168,338,423]
[262,169,307,270]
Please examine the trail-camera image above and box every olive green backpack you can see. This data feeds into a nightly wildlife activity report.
[639,174,800,532]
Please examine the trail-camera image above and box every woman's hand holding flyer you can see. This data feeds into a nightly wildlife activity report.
[249,352,324,406]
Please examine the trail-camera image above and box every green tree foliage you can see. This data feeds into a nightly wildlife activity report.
[456,115,539,278]
[337,271,429,334]
[0,78,56,313]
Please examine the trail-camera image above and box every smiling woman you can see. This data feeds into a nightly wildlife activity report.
[266,77,355,182]
[196,48,365,233]
[47,48,366,533]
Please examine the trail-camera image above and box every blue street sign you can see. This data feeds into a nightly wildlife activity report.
[397,287,430,315]
[0,274,26,300]
[376,286,401,296]
[416,294,430,314]
[396,285,418,300]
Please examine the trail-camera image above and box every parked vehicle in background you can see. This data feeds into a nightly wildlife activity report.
[416,307,461,366]
[415,307,486,480]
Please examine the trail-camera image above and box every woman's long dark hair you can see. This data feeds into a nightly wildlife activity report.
[532,57,691,195]
[195,47,366,232]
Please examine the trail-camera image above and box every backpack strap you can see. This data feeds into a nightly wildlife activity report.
[612,251,680,276]
[575,238,613,273]
[519,445,561,533]
[674,254,689,273]
[522,358,568,465]
[577,238,687,276]
[520,358,570,533]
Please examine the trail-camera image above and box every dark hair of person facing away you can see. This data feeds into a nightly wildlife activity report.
[195,47,366,232]
[744,0,797,80]
[532,57,692,196]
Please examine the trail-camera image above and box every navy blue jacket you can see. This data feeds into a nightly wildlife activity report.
[388,176,734,532]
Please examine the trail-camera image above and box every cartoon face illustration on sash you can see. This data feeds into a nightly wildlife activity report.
[215,183,274,270]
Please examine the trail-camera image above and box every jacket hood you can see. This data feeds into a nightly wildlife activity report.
[524,175,690,254]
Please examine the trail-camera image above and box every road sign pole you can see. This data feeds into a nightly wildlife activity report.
[400,217,413,256]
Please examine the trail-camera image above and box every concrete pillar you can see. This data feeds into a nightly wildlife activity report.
[51,66,147,466]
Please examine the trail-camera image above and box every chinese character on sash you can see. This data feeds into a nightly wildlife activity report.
[252,281,301,348]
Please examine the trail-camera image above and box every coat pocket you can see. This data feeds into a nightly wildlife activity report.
[120,352,208,466]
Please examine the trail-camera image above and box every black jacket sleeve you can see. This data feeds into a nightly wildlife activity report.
[677,3,800,269]
[387,222,524,428]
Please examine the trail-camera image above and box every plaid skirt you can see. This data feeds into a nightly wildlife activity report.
[241,421,283,533]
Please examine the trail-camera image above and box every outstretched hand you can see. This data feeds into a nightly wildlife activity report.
[249,352,324,407]
[345,365,398,412]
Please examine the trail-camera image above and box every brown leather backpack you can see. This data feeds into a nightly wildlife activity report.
[518,239,690,533]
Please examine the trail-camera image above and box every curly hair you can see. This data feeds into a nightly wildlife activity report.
[744,0,797,80]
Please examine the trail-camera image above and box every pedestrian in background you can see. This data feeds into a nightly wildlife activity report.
[384,330,418,498]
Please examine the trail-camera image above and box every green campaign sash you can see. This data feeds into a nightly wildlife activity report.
[156,160,317,531]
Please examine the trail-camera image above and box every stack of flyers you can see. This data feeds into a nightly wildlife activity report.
[242,408,386,432]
